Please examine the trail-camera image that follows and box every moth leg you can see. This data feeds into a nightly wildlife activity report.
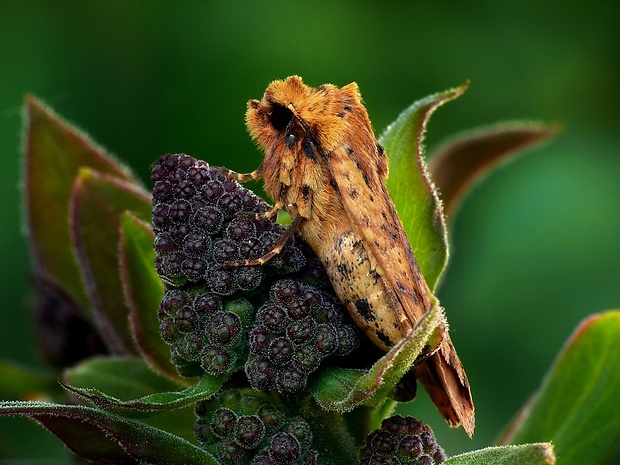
[235,202,283,221]
[220,166,263,183]
[224,214,303,268]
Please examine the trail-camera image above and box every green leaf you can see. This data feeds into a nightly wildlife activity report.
[428,121,560,221]
[0,359,57,400]
[502,311,620,465]
[0,400,218,464]
[446,444,555,465]
[23,96,136,313]
[310,299,442,411]
[63,357,225,416]
[119,212,180,381]
[71,168,152,354]
[379,83,469,290]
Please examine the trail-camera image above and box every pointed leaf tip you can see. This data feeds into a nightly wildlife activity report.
[23,95,138,314]
[428,121,561,220]
[379,82,469,290]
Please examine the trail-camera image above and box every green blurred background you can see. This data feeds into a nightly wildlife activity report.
[1,0,619,461]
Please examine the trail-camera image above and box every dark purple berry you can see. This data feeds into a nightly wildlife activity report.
[268,432,300,464]
[181,257,207,282]
[275,365,306,394]
[257,303,288,330]
[152,204,171,229]
[239,237,264,260]
[152,181,173,201]
[174,307,197,332]
[226,218,257,240]
[286,299,310,320]
[207,264,237,295]
[183,231,211,256]
[236,266,263,292]
[256,403,284,429]
[249,326,271,353]
[246,357,275,392]
[285,418,313,449]
[294,344,321,373]
[269,337,293,367]
[193,293,221,316]
[286,317,315,344]
[160,319,176,343]
[174,179,196,199]
[169,199,191,223]
[220,440,245,464]
[202,346,233,375]
[314,324,337,354]
[213,239,239,263]
[210,408,237,437]
[207,311,242,346]
[218,191,243,217]
[201,179,224,203]
[235,415,265,449]
[193,205,224,234]
[154,232,176,253]
[160,290,188,315]
[271,280,301,303]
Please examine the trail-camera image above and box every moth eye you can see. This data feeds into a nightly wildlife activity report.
[269,104,294,131]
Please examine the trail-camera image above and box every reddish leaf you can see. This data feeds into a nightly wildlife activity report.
[428,122,560,220]
[71,169,151,354]
[0,401,217,464]
[23,96,136,313]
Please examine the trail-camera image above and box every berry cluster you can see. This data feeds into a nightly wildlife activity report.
[151,153,305,290]
[195,389,317,465]
[151,154,307,376]
[359,415,446,465]
[152,153,363,382]
[246,279,362,394]
[158,289,254,377]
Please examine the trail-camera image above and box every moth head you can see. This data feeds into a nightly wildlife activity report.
[246,76,360,154]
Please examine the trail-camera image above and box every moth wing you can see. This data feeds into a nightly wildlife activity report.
[325,145,430,327]
[326,143,475,437]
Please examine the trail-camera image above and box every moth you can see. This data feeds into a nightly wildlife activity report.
[225,76,474,436]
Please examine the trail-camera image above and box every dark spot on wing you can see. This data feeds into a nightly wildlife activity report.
[354,298,375,321]
[348,187,358,199]
[336,262,350,279]
[362,172,370,188]
[377,143,385,156]
[285,133,296,148]
[302,138,316,160]
[302,185,311,201]
[376,330,393,348]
